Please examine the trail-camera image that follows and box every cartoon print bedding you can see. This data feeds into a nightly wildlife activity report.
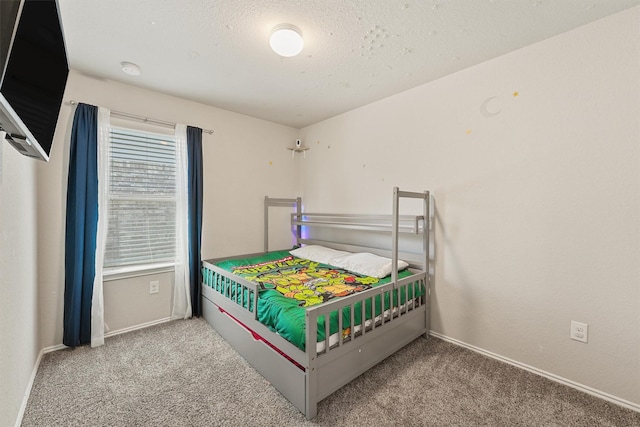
[202,250,423,351]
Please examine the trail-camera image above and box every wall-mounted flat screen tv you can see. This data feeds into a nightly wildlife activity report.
[0,0,69,161]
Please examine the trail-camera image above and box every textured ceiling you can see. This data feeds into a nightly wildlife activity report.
[58,0,640,129]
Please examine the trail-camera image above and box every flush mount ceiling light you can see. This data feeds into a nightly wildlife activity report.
[121,61,141,76]
[269,24,304,57]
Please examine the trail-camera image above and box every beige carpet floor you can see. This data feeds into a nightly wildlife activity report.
[22,317,640,426]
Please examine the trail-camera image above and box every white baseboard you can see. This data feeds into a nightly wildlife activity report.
[104,317,172,339]
[41,318,173,353]
[429,331,640,414]
[43,343,68,353]
[14,349,44,427]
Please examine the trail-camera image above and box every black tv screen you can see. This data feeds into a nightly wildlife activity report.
[0,0,68,161]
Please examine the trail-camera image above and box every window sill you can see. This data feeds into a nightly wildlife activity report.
[103,262,175,282]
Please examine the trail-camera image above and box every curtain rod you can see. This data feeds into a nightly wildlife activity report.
[68,100,214,135]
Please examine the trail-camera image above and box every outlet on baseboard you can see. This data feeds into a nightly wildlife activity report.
[149,280,159,295]
[570,320,588,343]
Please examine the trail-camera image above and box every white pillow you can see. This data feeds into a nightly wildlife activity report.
[329,252,409,279]
[289,245,350,265]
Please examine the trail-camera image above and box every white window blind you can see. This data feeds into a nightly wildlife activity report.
[104,127,176,269]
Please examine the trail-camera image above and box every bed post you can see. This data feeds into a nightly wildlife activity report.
[264,196,269,252]
[423,190,431,337]
[296,196,302,246]
[391,187,400,286]
[305,309,318,419]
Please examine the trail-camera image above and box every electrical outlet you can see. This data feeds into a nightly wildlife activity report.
[149,281,159,295]
[570,321,588,343]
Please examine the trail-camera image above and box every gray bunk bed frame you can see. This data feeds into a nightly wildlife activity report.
[201,187,431,419]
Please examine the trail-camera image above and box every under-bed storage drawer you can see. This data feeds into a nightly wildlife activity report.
[316,307,427,401]
[202,295,307,414]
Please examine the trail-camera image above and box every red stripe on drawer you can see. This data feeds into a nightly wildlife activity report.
[216,305,305,371]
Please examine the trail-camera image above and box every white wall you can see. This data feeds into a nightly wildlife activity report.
[0,142,40,425]
[37,71,299,349]
[299,7,640,407]
[6,7,637,424]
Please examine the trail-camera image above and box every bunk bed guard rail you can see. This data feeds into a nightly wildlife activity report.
[289,188,431,272]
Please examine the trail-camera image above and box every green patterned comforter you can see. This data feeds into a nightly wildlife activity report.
[202,250,423,351]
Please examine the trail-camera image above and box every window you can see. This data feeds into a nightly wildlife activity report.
[104,127,176,269]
